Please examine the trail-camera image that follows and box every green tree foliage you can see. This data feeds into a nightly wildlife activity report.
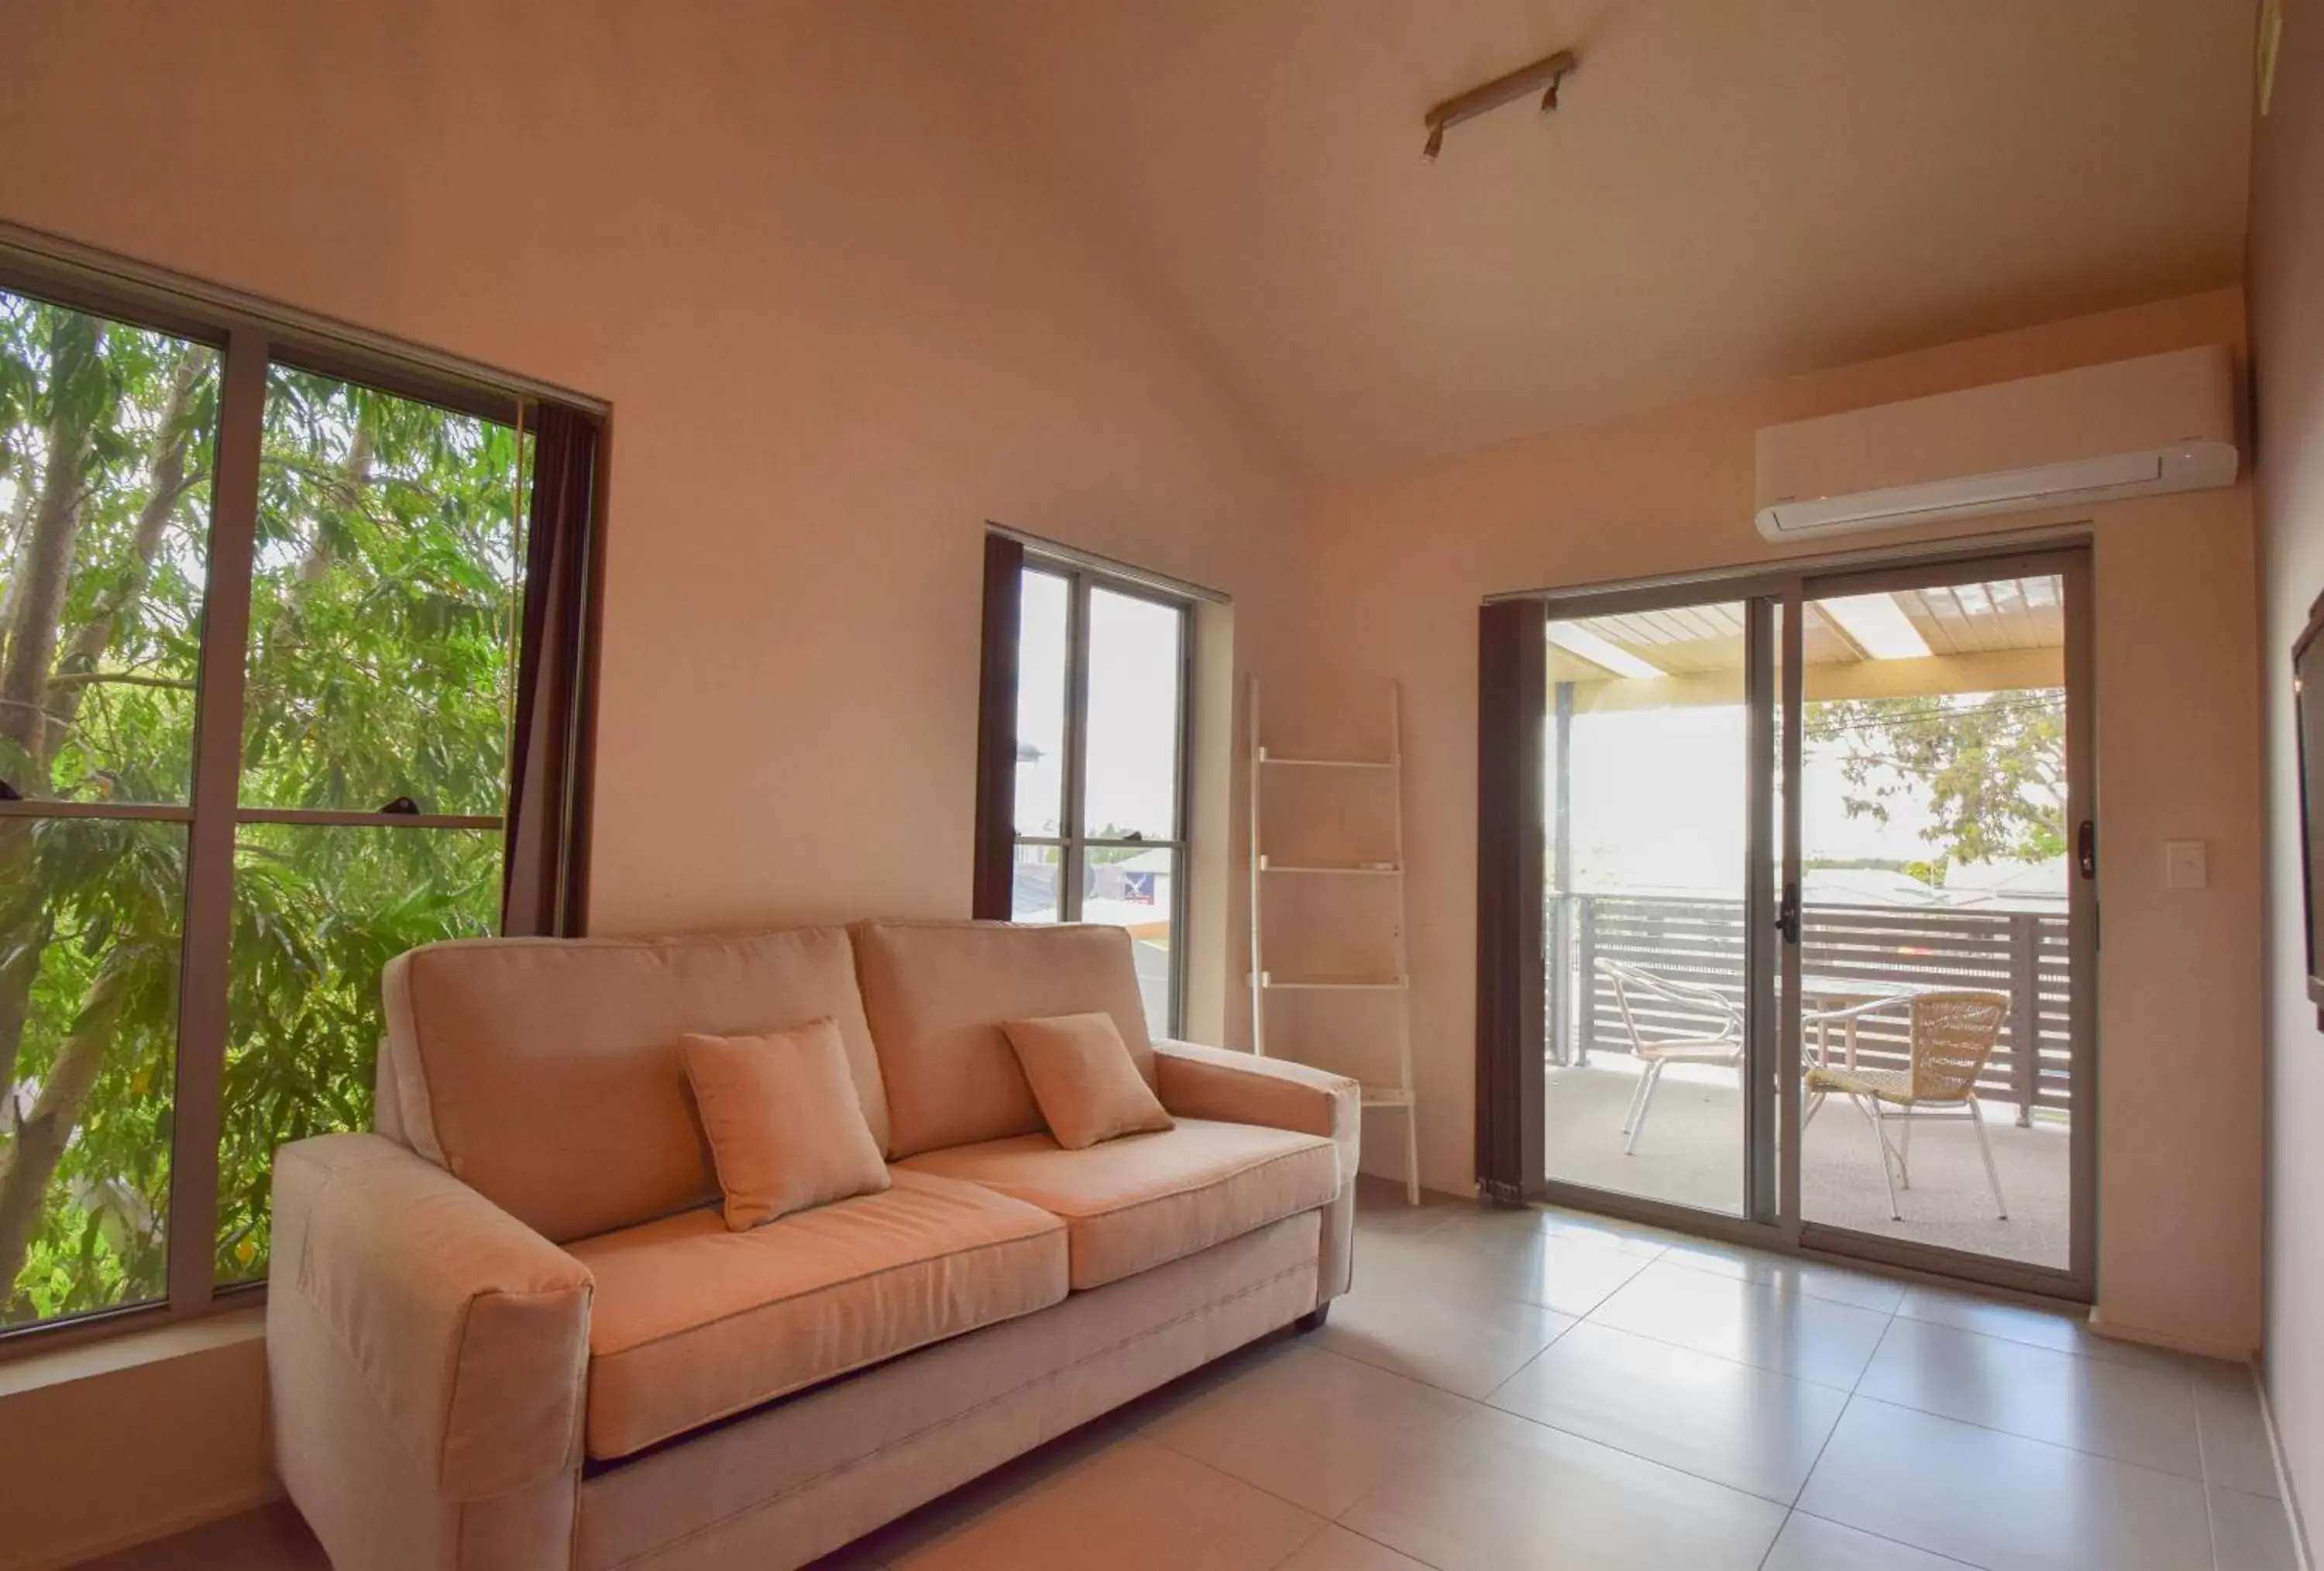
[0,292,524,1324]
[1806,690,2067,872]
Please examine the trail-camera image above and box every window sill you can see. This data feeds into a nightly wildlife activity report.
[0,1303,264,1398]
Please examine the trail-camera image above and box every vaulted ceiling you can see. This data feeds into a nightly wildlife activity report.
[944,0,2258,480]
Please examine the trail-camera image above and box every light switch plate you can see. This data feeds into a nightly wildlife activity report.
[2164,840,2208,890]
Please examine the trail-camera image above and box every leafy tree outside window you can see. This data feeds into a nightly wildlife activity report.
[0,284,531,1329]
[1805,689,2068,886]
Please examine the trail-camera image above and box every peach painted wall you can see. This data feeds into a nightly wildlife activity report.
[0,1313,270,1571]
[0,2,1305,1562]
[1291,289,2266,1355]
[0,0,1308,945]
[2250,0,2324,1542]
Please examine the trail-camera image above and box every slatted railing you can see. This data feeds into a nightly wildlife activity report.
[1546,892,2072,1121]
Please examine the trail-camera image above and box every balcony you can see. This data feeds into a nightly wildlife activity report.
[1544,891,2072,1269]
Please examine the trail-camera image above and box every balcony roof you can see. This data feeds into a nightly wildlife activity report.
[1549,575,2066,706]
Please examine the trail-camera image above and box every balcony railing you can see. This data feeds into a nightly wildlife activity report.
[1546,892,2072,1125]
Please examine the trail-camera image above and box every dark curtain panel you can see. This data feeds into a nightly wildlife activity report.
[1475,597,1548,1204]
[971,532,1026,920]
[501,403,607,937]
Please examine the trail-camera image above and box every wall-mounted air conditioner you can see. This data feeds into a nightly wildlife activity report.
[1753,345,2240,542]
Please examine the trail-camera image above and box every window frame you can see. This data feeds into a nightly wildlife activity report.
[1010,555,1196,1040]
[0,235,600,1355]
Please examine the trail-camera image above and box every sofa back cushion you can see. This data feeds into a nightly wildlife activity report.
[379,926,887,1242]
[853,920,1154,1159]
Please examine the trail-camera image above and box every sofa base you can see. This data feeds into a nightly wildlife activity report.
[574,1209,1325,1571]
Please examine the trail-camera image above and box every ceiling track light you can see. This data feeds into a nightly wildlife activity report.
[1422,47,1578,161]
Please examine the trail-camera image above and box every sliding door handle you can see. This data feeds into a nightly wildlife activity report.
[1776,881,1801,944]
[2076,820,2097,880]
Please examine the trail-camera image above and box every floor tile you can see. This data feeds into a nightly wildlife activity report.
[1587,1260,1893,1390]
[1140,1344,1475,1517]
[1339,1406,1787,1571]
[1353,1178,1470,1236]
[1487,1321,1848,1503]
[1316,1271,1575,1399]
[1657,1238,1910,1314]
[1895,1286,2195,1375]
[2208,1481,2298,1571]
[1274,1525,1435,1571]
[1760,1511,1983,1569]
[1528,1204,1683,1258]
[1798,1397,2214,1571]
[1374,1212,1655,1316]
[886,1437,1323,1571]
[2195,1369,2281,1498]
[1856,1315,2203,1478]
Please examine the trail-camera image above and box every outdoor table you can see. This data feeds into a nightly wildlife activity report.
[1799,975,1929,1069]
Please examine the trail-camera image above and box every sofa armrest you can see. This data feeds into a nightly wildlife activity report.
[1155,1040,1361,1305]
[1153,1040,1360,1145]
[270,1133,593,1501]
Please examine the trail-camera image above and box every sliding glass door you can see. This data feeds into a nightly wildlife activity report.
[1541,596,1773,1219]
[1531,546,2095,1298]
[1787,557,2092,1284]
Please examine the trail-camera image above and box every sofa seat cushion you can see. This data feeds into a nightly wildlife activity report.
[566,1169,1067,1459]
[897,1119,1339,1290]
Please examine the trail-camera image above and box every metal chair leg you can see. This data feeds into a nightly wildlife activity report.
[1404,1105,1421,1206]
[1897,1112,1913,1189]
[1969,1097,2008,1219]
[1624,1061,1666,1154]
[1620,1061,1654,1136]
[1859,1095,1903,1220]
[1804,1090,1827,1127]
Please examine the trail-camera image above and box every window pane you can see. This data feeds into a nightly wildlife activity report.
[1014,569,1069,837]
[1081,587,1182,842]
[0,816,184,1328]
[1082,845,1176,1036]
[0,290,219,804]
[215,823,500,1281]
[240,366,528,816]
[1010,841,1064,923]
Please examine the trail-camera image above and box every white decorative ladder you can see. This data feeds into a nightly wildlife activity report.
[1246,675,1421,1204]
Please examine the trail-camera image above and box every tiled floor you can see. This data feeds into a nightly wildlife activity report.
[84,1180,2298,1571]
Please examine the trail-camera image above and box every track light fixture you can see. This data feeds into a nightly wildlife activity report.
[1422,47,1577,161]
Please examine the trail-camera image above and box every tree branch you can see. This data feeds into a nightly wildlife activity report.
[43,671,197,692]
[0,961,131,1303]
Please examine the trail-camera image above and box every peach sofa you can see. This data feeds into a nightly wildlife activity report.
[265,920,1360,1571]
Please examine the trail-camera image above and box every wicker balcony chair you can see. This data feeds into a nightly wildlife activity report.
[1596,957,1745,1155]
[1805,988,2011,1222]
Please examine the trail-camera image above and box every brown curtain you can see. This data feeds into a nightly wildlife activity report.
[1475,597,1547,1204]
[971,532,1026,920]
[500,402,607,937]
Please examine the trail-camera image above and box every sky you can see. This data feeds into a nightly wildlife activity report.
[1014,568,1182,842]
[1558,699,2064,901]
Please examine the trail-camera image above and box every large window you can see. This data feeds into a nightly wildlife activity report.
[0,257,590,1336]
[1001,554,1192,1037]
